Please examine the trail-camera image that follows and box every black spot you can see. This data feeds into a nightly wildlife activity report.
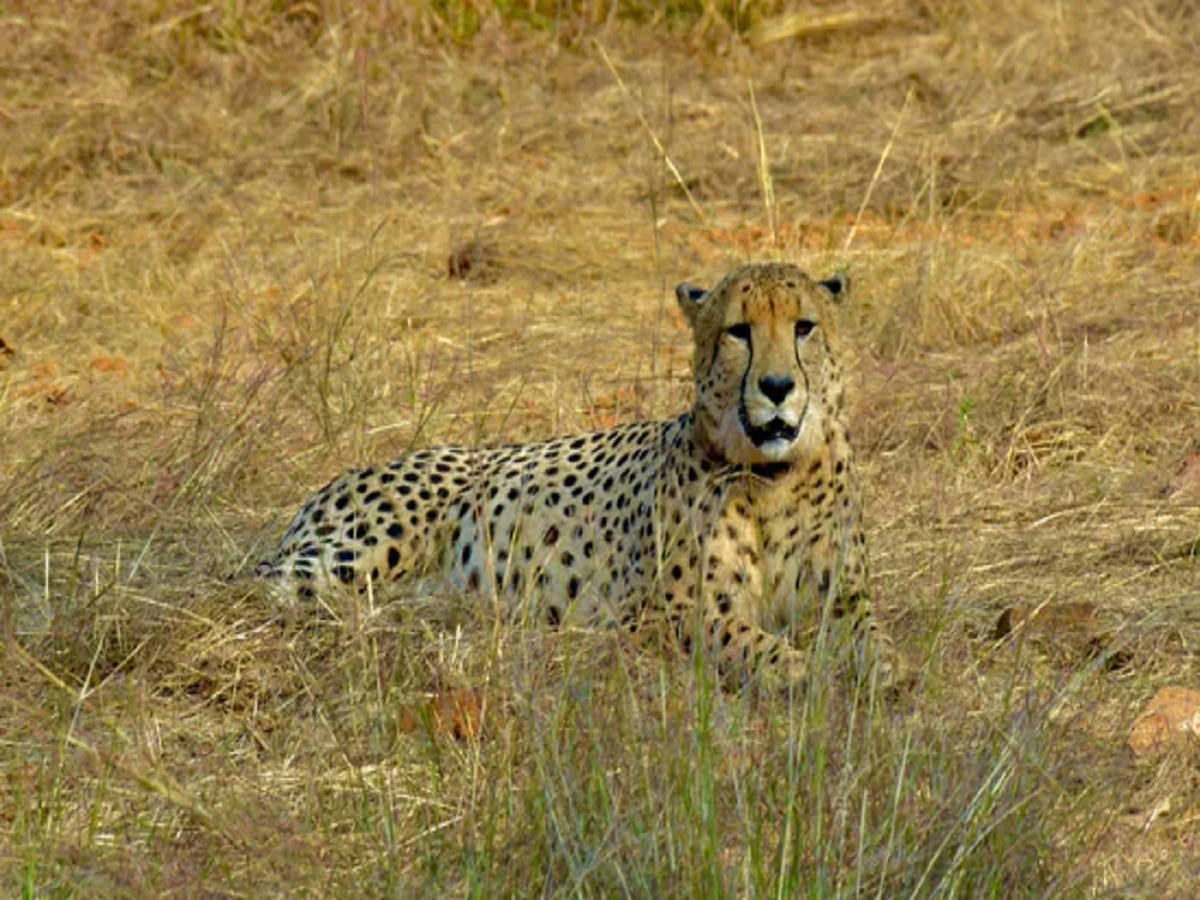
[561,551,575,567]
[332,565,355,584]
[363,491,381,504]
[547,605,562,627]
[387,547,401,570]
[670,564,683,580]
[544,525,560,545]
[462,544,472,565]
[583,541,594,559]
[334,494,350,511]
[335,549,358,563]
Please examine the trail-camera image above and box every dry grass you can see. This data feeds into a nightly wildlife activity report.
[2,0,1198,894]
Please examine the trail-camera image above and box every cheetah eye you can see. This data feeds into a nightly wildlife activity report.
[795,320,816,339]
[725,323,752,342]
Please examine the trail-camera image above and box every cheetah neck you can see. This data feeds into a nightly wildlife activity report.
[748,461,793,479]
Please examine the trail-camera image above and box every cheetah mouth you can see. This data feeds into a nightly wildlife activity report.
[744,416,800,448]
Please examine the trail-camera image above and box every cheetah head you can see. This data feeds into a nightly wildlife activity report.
[676,262,849,468]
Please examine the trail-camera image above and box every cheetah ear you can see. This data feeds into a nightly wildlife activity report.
[675,282,709,323]
[818,273,850,301]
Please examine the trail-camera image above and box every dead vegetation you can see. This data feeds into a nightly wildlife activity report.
[1,0,1198,894]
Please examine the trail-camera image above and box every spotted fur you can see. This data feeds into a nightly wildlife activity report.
[257,263,892,690]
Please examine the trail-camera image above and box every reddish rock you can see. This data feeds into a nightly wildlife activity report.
[1128,686,1200,758]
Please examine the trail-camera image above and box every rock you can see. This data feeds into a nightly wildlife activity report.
[398,687,489,741]
[993,602,1131,670]
[1128,686,1200,758]
[993,602,1098,640]
[448,239,500,282]
[1160,452,1200,500]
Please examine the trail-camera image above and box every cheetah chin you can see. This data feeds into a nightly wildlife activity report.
[743,414,802,460]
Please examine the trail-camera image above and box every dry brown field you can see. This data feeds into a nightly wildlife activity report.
[2,1,1198,894]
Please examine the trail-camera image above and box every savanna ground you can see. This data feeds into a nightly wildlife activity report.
[2,0,1199,895]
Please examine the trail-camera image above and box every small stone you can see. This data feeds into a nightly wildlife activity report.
[398,687,488,741]
[1160,452,1200,500]
[993,602,1097,640]
[1128,686,1200,758]
[448,239,500,281]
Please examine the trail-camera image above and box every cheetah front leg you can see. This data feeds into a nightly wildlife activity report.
[792,530,898,690]
[652,532,810,693]
[658,593,810,692]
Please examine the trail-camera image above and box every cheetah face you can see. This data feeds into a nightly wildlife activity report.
[677,263,848,467]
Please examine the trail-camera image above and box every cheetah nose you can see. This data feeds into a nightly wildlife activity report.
[758,375,795,405]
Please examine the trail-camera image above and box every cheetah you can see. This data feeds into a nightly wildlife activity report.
[257,262,891,690]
